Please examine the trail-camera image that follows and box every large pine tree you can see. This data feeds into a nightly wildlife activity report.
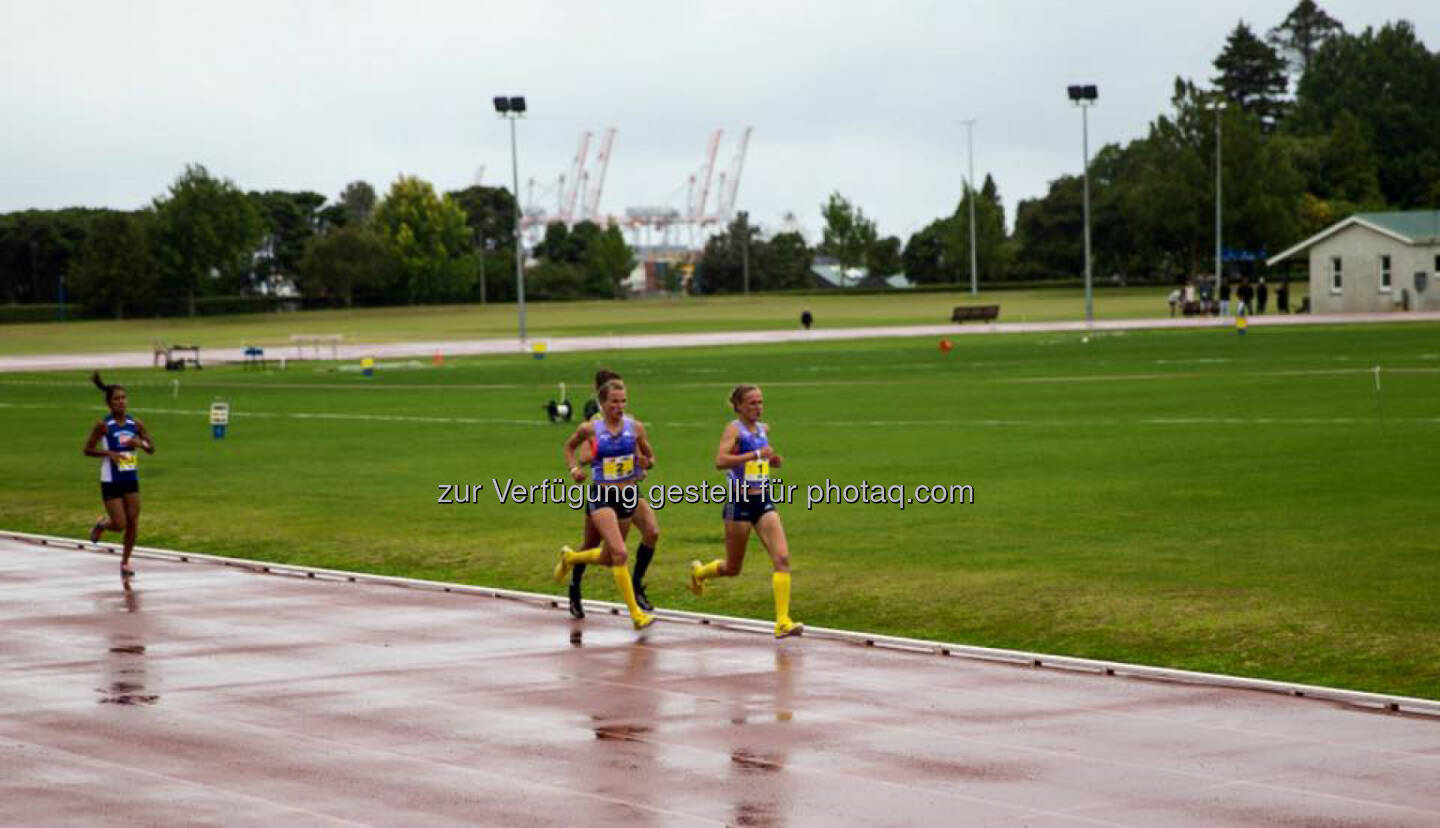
[1213,22,1290,131]
[1267,0,1344,79]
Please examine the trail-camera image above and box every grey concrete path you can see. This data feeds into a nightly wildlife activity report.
[3,310,1439,373]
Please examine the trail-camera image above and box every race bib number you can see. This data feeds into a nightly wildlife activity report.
[602,454,635,480]
[115,452,138,472]
[743,458,770,484]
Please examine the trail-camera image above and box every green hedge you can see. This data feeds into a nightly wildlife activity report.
[0,296,307,325]
[0,304,90,323]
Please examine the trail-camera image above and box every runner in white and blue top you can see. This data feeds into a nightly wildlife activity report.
[687,383,803,639]
[99,414,142,488]
[552,378,658,630]
[83,372,155,578]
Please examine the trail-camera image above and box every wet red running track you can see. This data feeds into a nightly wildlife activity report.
[4,537,1439,826]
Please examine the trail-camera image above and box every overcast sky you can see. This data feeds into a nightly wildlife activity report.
[3,1,1435,242]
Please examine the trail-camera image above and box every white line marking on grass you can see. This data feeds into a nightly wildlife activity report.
[3,367,1438,396]
[10,402,1433,430]
[0,402,543,427]
[0,379,526,391]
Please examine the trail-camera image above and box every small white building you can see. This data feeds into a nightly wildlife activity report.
[1266,210,1440,312]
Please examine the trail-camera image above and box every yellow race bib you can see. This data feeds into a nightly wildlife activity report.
[602,454,635,480]
[743,458,770,484]
[115,452,138,472]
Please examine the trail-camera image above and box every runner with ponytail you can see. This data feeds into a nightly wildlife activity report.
[83,372,155,577]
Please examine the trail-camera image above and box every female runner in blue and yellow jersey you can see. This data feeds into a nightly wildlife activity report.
[689,384,803,638]
[552,379,656,630]
[83,373,156,578]
[567,369,662,619]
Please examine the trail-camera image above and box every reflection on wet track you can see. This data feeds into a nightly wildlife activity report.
[97,580,158,707]
[3,537,1439,826]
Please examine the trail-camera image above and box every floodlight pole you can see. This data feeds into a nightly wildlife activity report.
[962,119,978,296]
[1080,102,1093,325]
[1210,101,1226,305]
[740,210,750,296]
[508,114,526,341]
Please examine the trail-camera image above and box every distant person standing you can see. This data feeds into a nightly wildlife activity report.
[1256,278,1268,315]
[800,309,813,330]
[1167,287,1181,317]
[1277,279,1290,314]
[1237,280,1254,316]
[1219,280,1232,316]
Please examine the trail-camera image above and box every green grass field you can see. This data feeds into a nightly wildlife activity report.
[0,284,1310,356]
[1,317,1434,698]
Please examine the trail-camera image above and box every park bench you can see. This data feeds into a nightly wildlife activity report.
[243,346,266,369]
[950,305,1000,323]
[163,344,202,370]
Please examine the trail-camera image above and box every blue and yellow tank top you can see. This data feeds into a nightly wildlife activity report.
[592,416,639,484]
[728,420,770,487]
[100,415,140,483]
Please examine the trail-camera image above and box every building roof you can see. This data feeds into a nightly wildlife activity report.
[1267,210,1440,266]
[811,262,866,288]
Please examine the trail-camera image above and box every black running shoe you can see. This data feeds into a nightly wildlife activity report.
[633,581,654,612]
[567,582,585,619]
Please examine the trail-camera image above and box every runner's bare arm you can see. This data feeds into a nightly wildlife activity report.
[563,421,594,481]
[134,419,156,454]
[634,421,655,469]
[762,426,782,468]
[714,422,749,470]
[83,421,115,460]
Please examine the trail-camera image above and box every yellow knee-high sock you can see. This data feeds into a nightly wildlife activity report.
[772,571,792,623]
[567,546,605,566]
[611,565,648,618]
[696,559,724,580]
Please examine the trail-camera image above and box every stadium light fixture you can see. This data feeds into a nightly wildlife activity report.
[495,95,528,340]
[1068,83,1098,324]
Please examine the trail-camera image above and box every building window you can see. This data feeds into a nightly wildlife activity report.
[1379,254,1391,292]
[1330,256,1342,293]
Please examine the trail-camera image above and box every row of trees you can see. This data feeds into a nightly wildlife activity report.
[1002,10,1437,283]
[847,3,1439,287]
[695,196,903,293]
[0,165,636,316]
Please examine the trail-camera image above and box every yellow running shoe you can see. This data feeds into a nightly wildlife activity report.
[633,611,656,631]
[774,619,804,639]
[688,559,705,597]
[553,546,574,583]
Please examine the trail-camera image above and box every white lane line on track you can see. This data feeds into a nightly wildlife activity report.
[0,735,370,827]
[8,537,1437,824]
[0,600,1112,826]
[563,670,1440,822]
